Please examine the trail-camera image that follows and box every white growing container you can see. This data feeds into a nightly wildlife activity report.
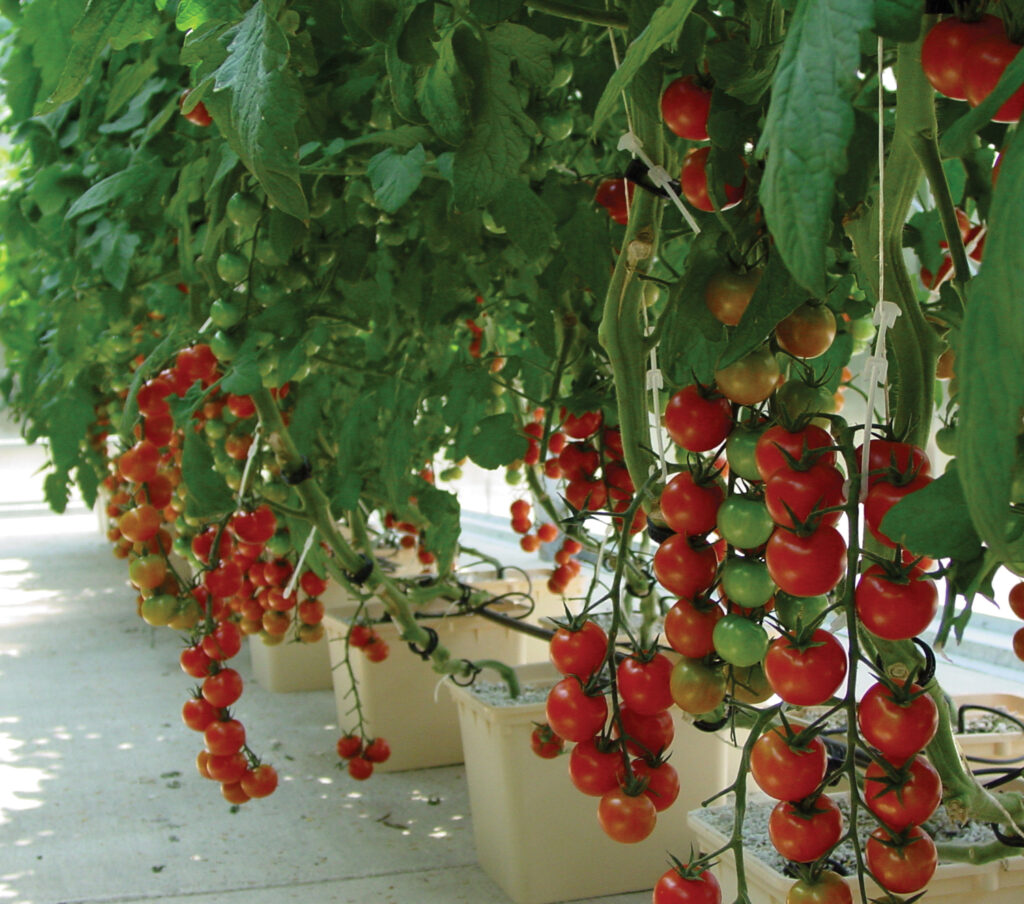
[952,693,1024,763]
[688,792,1024,904]
[247,632,333,693]
[448,661,730,904]
[322,585,531,772]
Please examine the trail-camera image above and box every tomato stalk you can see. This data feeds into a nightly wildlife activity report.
[522,0,628,29]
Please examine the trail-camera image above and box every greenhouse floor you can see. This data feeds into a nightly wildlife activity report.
[3,418,1024,904]
[0,423,653,904]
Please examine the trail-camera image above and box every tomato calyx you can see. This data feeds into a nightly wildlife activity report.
[664,852,720,882]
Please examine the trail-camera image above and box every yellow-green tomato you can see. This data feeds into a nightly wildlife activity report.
[669,657,727,714]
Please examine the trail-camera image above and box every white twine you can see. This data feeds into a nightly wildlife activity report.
[641,300,669,482]
[236,422,262,509]
[859,37,901,503]
[284,525,318,598]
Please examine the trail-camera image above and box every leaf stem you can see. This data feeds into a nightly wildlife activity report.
[523,0,628,29]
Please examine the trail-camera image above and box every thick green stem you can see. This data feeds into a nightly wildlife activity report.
[523,0,628,29]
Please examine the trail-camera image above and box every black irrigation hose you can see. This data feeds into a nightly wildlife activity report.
[956,703,1024,767]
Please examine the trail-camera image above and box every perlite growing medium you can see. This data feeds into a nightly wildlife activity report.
[468,680,553,707]
[697,795,1001,878]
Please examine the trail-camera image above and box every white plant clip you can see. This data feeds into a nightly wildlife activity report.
[236,423,262,509]
[859,300,902,501]
[617,131,702,234]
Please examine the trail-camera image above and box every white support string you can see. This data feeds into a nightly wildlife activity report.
[236,422,262,509]
[640,300,670,482]
[284,524,318,598]
[859,37,901,503]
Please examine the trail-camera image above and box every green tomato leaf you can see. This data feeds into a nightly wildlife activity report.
[958,126,1024,565]
[182,430,236,520]
[20,0,86,102]
[43,0,162,110]
[871,0,922,42]
[397,1,439,66]
[591,0,697,132]
[176,0,240,30]
[341,0,401,42]
[488,179,557,260]
[489,23,555,87]
[209,3,309,221]
[881,470,983,561]
[451,28,534,209]
[368,144,427,214]
[417,33,471,146]
[758,0,874,295]
[470,0,524,25]
[416,484,461,575]
[467,413,529,469]
[558,206,612,301]
[719,252,807,369]
[66,166,162,218]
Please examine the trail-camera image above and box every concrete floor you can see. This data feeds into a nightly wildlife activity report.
[0,420,653,904]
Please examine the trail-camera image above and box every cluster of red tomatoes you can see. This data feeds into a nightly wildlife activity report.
[507,496,583,595]
[541,619,682,846]
[1005,582,1024,661]
[335,733,392,780]
[382,511,439,569]
[922,14,1024,123]
[920,207,987,291]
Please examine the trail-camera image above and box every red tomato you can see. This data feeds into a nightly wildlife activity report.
[562,409,603,439]
[921,14,1003,100]
[545,677,608,743]
[363,737,391,763]
[204,718,246,756]
[1008,581,1024,620]
[865,825,937,894]
[768,794,843,863]
[568,737,621,796]
[631,757,680,811]
[230,505,277,544]
[764,462,846,528]
[182,696,219,732]
[549,620,608,678]
[764,629,847,706]
[336,734,363,759]
[664,597,723,658]
[180,645,213,678]
[965,32,1024,123]
[855,566,938,640]
[614,706,674,757]
[617,653,674,715]
[863,474,933,548]
[558,442,600,481]
[594,178,633,224]
[857,682,938,762]
[240,763,278,798]
[756,424,836,481]
[664,385,734,452]
[680,146,745,212]
[202,668,244,708]
[653,534,720,599]
[530,724,564,759]
[660,471,725,536]
[765,526,846,597]
[750,727,827,801]
[855,438,930,488]
[660,76,712,140]
[180,93,213,126]
[864,755,941,831]
[597,788,657,843]
[347,756,374,780]
[205,751,248,783]
[653,866,722,904]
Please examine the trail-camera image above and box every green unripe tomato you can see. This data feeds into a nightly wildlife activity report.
[935,424,957,456]
[848,316,875,342]
[253,282,280,307]
[216,251,249,285]
[774,591,830,632]
[265,532,291,557]
[540,109,574,142]
[208,330,239,362]
[549,54,574,89]
[712,614,770,668]
[717,496,774,549]
[226,192,262,229]
[209,298,244,329]
[481,210,507,235]
[439,465,463,481]
[204,418,227,440]
[505,466,523,485]
[720,557,777,609]
[261,481,289,504]
[726,422,766,482]
[254,237,287,267]
[773,381,834,421]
